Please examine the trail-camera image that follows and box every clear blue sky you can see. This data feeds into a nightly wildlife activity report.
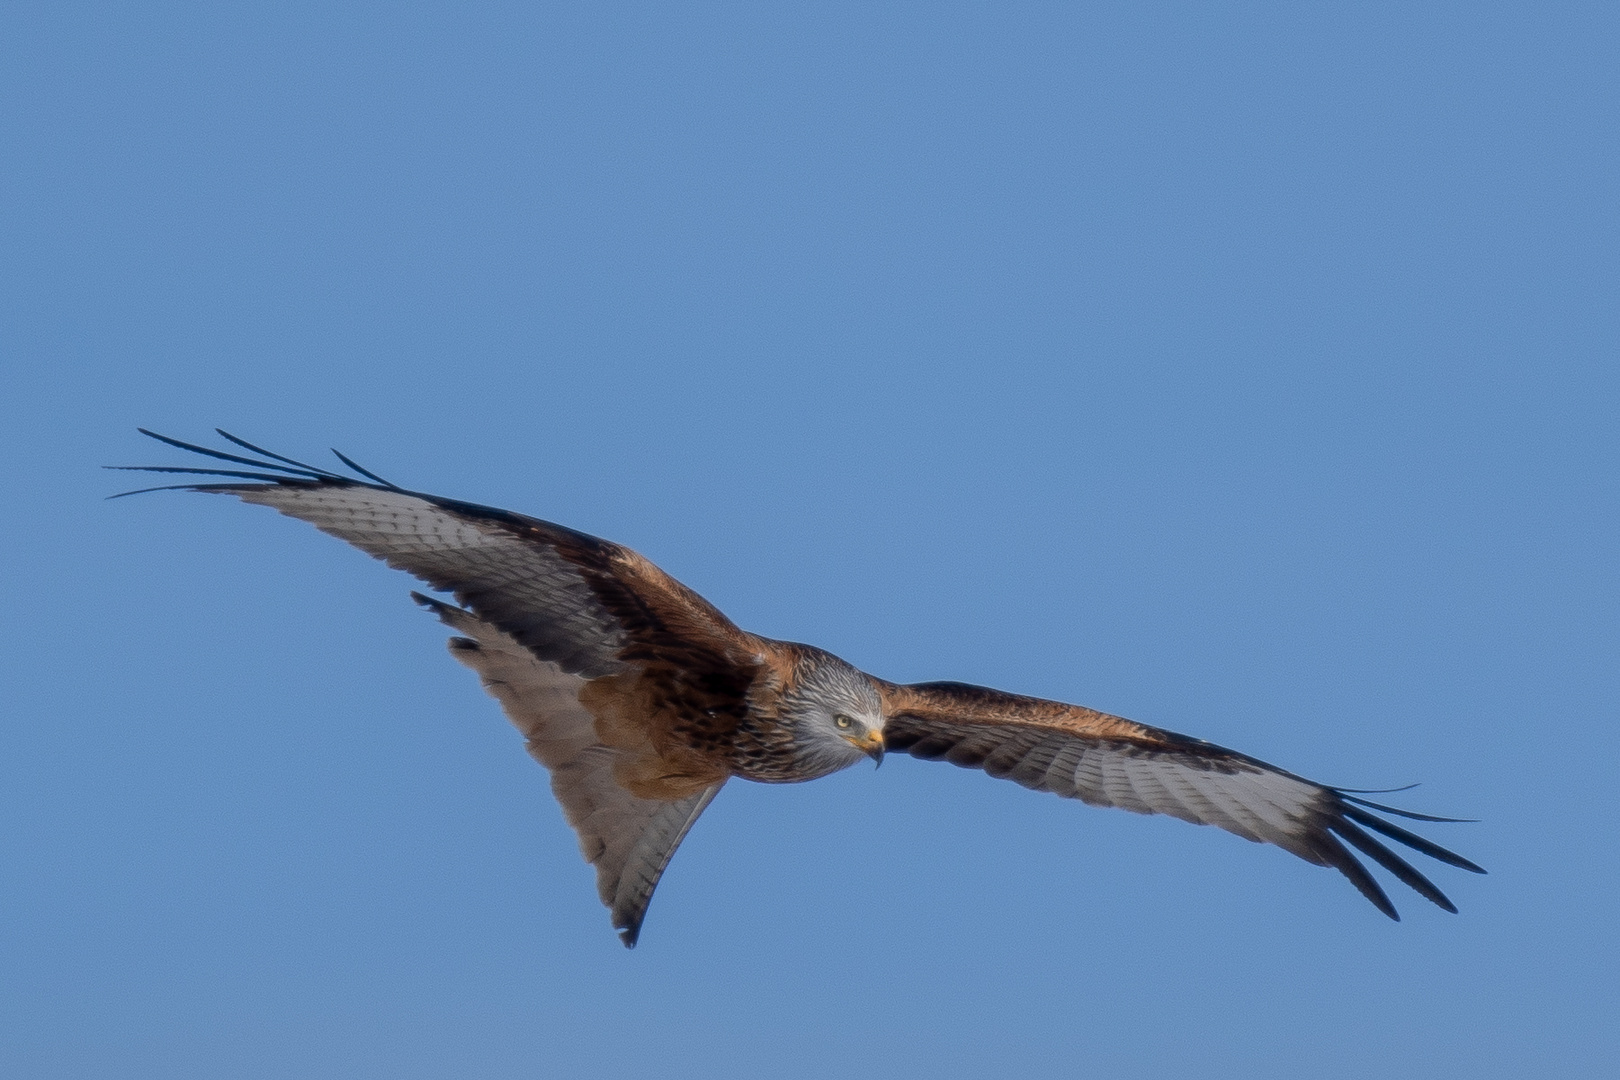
[3,3,1616,1077]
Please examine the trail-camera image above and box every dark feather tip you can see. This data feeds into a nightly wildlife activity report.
[1338,793,1478,823]
[331,447,401,490]
[136,429,331,479]
[215,429,343,479]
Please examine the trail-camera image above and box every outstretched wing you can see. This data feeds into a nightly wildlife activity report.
[116,430,762,945]
[877,680,1484,919]
[419,594,722,946]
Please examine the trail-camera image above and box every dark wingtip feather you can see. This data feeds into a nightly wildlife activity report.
[106,465,315,484]
[1313,832,1400,920]
[115,430,417,500]
[105,483,218,500]
[331,448,401,490]
[135,429,330,479]
[1329,819,1458,914]
[1337,792,1478,823]
[214,429,343,479]
[1341,805,1487,875]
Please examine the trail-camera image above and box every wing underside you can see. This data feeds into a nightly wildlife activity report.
[115,431,735,946]
[422,594,722,946]
[115,431,1485,934]
[880,680,1484,919]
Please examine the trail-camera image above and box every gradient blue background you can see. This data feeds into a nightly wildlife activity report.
[4,3,1616,1077]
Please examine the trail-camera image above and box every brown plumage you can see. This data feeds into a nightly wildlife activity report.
[116,430,1485,946]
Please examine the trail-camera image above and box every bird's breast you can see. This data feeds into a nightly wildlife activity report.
[725,715,818,784]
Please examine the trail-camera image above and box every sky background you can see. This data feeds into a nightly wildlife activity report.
[3,3,1617,1077]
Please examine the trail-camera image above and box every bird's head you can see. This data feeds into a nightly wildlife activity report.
[780,650,886,778]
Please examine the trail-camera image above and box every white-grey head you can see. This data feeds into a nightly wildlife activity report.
[781,649,886,780]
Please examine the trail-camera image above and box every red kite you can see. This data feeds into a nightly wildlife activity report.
[116,430,1483,946]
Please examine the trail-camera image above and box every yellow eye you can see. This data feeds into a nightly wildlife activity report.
[834,714,853,729]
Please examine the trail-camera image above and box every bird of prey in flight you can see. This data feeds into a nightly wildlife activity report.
[115,430,1484,947]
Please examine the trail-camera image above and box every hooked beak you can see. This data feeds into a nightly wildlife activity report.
[853,731,886,768]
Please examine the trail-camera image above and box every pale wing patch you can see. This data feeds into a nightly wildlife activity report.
[890,714,1325,850]
[237,486,627,677]
[883,696,1485,919]
[1018,735,1325,853]
[423,598,723,946]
